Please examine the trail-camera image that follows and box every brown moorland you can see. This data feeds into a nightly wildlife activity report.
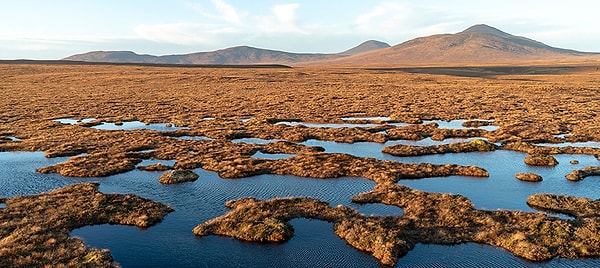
[1,62,600,265]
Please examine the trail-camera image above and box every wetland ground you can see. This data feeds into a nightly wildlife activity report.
[1,62,600,266]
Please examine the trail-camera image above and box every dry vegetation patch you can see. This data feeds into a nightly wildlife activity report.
[0,183,173,267]
[515,172,543,182]
[565,166,600,181]
[194,183,600,266]
[1,64,599,180]
[158,169,199,184]
[524,154,559,166]
[382,139,497,156]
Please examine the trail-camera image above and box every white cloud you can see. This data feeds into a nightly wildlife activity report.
[185,0,245,25]
[354,2,468,40]
[212,0,242,24]
[258,3,305,34]
[355,3,417,34]
[133,23,239,45]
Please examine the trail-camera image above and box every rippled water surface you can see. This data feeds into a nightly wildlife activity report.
[54,118,188,132]
[2,138,600,267]
[251,151,296,159]
[423,119,499,131]
[92,121,188,131]
[275,121,380,128]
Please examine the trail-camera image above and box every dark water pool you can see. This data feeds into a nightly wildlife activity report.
[1,144,600,267]
[53,118,188,131]
[300,139,600,212]
[276,121,380,128]
[91,121,188,131]
[423,119,499,131]
[251,151,296,159]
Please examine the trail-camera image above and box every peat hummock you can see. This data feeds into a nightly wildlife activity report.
[158,169,199,184]
[524,154,559,166]
[515,172,543,182]
[0,183,173,267]
[195,184,600,266]
[565,166,600,181]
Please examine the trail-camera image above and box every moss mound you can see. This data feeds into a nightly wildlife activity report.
[515,172,543,182]
[0,183,173,267]
[524,154,559,166]
[158,169,199,184]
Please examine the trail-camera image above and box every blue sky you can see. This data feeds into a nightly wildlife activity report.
[1,0,599,59]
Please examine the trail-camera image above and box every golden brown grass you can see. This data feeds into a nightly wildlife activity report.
[1,63,600,265]
[1,63,598,179]
[194,184,600,266]
[0,183,173,267]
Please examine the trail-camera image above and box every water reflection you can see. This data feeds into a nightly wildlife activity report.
[173,136,214,141]
[273,118,499,131]
[92,121,188,131]
[6,136,21,141]
[137,159,177,168]
[3,142,600,267]
[232,137,280,144]
[53,118,188,132]
[423,119,499,131]
[299,139,600,213]
[300,138,488,161]
[72,218,383,268]
[276,121,379,128]
[251,151,295,160]
[0,152,76,198]
[535,141,600,148]
[397,243,598,267]
[341,116,391,121]
[54,118,96,125]
[66,169,389,267]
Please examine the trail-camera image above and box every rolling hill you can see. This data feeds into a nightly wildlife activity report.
[63,24,598,66]
[62,40,390,65]
[305,24,598,66]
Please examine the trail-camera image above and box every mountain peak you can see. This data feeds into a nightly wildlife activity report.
[460,24,510,37]
[339,40,391,56]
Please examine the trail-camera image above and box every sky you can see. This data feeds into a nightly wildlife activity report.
[1,0,599,59]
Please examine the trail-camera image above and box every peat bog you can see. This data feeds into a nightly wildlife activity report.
[1,63,600,266]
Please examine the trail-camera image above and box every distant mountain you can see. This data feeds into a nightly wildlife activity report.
[338,40,390,56]
[306,24,598,66]
[62,40,389,65]
[62,51,158,63]
[63,25,598,66]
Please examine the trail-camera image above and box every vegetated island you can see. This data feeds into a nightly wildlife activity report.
[0,183,173,267]
[194,184,600,266]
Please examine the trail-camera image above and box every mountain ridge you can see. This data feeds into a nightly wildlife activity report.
[304,24,598,66]
[63,40,391,65]
[63,24,598,66]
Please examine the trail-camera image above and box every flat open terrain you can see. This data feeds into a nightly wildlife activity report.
[1,63,600,266]
[1,63,599,139]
